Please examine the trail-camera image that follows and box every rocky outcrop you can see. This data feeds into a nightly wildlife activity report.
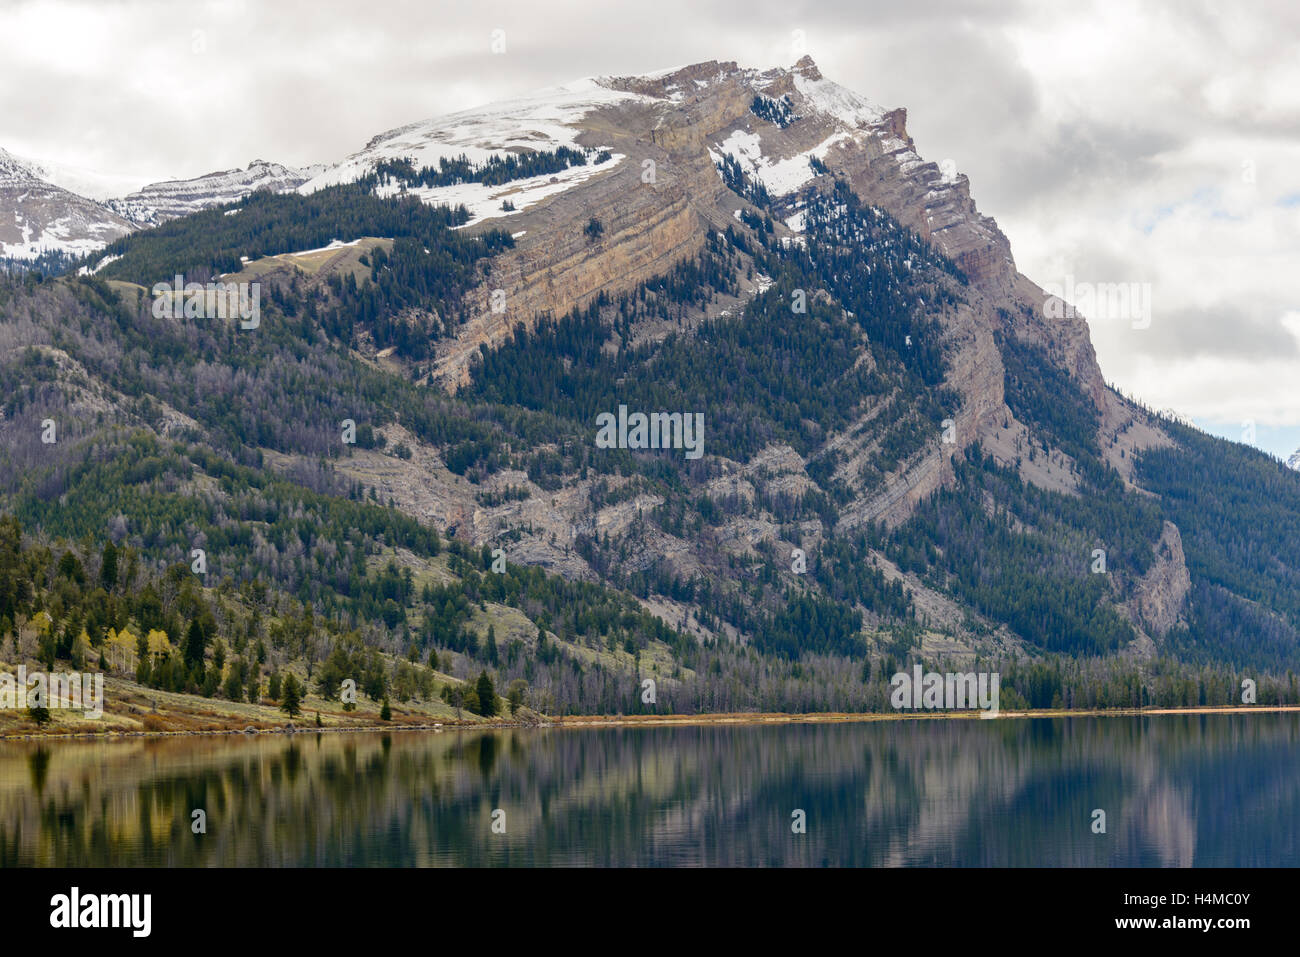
[308,57,1157,589]
[108,160,320,226]
[437,158,714,388]
[1127,520,1192,639]
[430,57,1032,468]
[823,111,1017,292]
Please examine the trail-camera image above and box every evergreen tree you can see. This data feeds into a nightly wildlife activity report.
[476,670,497,717]
[100,541,118,591]
[184,619,206,668]
[280,673,302,718]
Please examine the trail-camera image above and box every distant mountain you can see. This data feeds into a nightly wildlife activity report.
[4,58,1300,717]
[0,151,323,264]
[108,159,324,227]
[0,147,134,260]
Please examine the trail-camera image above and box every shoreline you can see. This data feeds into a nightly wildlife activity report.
[553,703,1300,727]
[3,703,1298,741]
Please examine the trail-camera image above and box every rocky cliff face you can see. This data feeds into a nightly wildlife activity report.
[411,58,1194,653]
[289,58,1114,449]
[407,58,1136,520]
[261,56,1177,560]
[107,159,321,226]
[1122,520,1192,653]
[411,61,1007,402]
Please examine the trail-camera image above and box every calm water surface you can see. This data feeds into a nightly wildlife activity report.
[1,714,1296,866]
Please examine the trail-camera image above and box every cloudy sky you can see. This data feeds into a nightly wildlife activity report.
[4,0,1298,457]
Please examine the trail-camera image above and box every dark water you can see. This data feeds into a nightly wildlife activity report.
[1,714,1297,866]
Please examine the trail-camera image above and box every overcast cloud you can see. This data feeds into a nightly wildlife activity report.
[3,0,1298,455]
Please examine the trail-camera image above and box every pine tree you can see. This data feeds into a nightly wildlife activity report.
[280,674,302,718]
[476,671,497,717]
[184,619,206,667]
[380,697,391,721]
[100,541,118,591]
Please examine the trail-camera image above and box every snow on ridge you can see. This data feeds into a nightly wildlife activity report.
[1,151,134,260]
[284,238,365,258]
[0,147,149,202]
[1,231,117,262]
[792,72,885,129]
[300,77,642,196]
[597,62,699,83]
[134,159,313,195]
[376,152,626,229]
[109,160,322,226]
[299,62,903,222]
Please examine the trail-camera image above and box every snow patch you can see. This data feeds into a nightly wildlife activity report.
[300,78,641,196]
[373,152,624,228]
[709,129,849,198]
[77,253,122,276]
[792,72,885,128]
[284,238,364,257]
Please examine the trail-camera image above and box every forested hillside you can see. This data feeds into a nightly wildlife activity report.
[3,115,1299,730]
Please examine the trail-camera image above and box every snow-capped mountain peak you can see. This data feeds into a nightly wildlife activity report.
[292,57,947,235]
[294,77,646,227]
[108,159,324,227]
[0,147,134,262]
[4,57,993,272]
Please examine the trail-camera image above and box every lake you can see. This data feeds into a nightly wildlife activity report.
[1,713,1296,866]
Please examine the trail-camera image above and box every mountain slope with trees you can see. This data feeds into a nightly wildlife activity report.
[2,59,1297,728]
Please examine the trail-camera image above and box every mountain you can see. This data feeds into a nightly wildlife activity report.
[4,57,1300,720]
[0,151,322,266]
[0,147,134,261]
[107,159,324,227]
